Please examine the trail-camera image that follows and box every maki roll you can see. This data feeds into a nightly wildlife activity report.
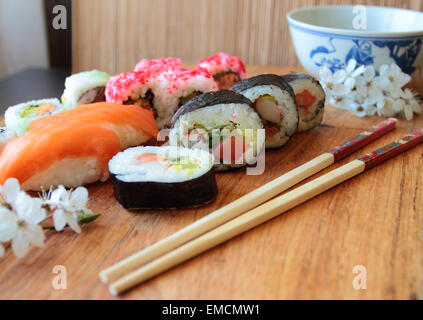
[153,67,218,128]
[197,53,246,89]
[0,127,16,153]
[134,57,183,73]
[169,90,265,171]
[5,98,65,136]
[61,70,110,109]
[106,70,157,117]
[230,74,298,149]
[281,73,326,132]
[109,146,217,209]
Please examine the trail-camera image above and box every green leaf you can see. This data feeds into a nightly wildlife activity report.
[78,213,100,225]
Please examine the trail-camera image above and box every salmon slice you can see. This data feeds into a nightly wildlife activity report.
[29,102,159,148]
[0,121,121,189]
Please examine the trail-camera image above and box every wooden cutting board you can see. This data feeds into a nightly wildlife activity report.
[1,66,422,300]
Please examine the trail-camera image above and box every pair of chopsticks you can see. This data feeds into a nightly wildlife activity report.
[100,118,423,296]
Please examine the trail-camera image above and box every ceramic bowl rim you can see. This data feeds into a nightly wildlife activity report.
[287,5,423,39]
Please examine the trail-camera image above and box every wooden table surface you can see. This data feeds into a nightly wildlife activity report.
[1,66,422,300]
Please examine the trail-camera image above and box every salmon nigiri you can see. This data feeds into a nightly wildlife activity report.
[0,121,121,191]
[29,102,159,149]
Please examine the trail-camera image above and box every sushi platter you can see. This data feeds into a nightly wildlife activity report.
[0,61,423,300]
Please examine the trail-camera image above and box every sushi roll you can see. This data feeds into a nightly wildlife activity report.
[134,57,183,73]
[280,73,326,132]
[230,74,298,149]
[0,127,16,153]
[197,53,246,89]
[109,146,218,209]
[153,67,218,128]
[5,98,65,136]
[169,90,265,171]
[29,102,158,149]
[0,122,121,191]
[61,70,110,109]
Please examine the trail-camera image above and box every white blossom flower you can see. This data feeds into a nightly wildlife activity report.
[376,97,398,117]
[318,61,419,121]
[355,65,389,101]
[395,89,422,121]
[318,67,354,96]
[0,178,46,258]
[379,63,411,98]
[46,186,91,233]
[344,59,366,83]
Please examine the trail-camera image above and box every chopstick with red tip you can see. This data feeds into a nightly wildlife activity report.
[100,118,397,284]
[108,128,423,296]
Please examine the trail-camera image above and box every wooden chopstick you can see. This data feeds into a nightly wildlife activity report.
[100,119,396,283]
[108,128,423,295]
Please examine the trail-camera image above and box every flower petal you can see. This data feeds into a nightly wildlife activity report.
[346,59,356,73]
[70,187,89,209]
[0,208,17,242]
[49,185,68,204]
[379,64,389,76]
[11,229,30,258]
[404,106,413,120]
[363,66,375,81]
[333,70,346,84]
[53,209,67,232]
[1,178,21,204]
[25,224,45,248]
[66,214,81,234]
[350,64,366,78]
[318,67,332,83]
[14,193,45,224]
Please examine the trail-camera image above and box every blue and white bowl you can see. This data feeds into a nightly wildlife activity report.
[287,5,423,76]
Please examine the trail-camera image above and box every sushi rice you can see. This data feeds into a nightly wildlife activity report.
[109,146,218,209]
[281,73,326,132]
[0,127,16,153]
[109,146,214,183]
[170,90,265,171]
[61,70,110,109]
[231,75,298,149]
[5,98,64,136]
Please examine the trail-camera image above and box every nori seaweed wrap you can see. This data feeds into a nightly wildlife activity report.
[170,90,265,171]
[230,74,299,149]
[109,146,218,209]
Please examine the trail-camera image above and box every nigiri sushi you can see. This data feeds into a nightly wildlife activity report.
[30,102,158,149]
[0,122,121,191]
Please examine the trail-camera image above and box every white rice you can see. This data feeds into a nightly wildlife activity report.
[109,146,214,183]
[170,103,265,167]
[22,157,105,191]
[287,79,325,132]
[101,123,151,149]
[62,70,110,109]
[153,72,218,128]
[5,98,64,136]
[0,127,16,153]
[238,85,298,148]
